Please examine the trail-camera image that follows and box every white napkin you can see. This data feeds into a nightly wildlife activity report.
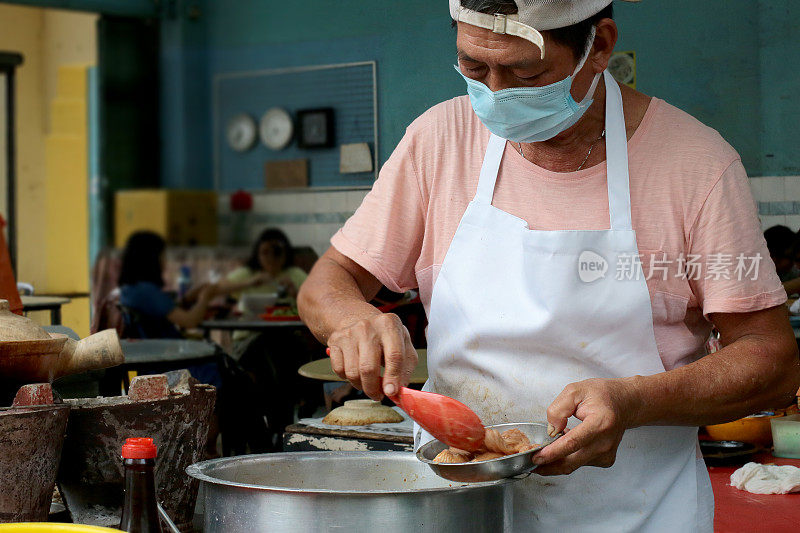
[730,462,800,494]
[789,299,800,315]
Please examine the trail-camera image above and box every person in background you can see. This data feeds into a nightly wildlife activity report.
[119,231,217,338]
[118,231,222,456]
[764,225,800,296]
[215,228,307,305]
[118,231,220,388]
[215,228,319,451]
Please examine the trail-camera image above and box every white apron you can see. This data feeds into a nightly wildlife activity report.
[418,71,714,532]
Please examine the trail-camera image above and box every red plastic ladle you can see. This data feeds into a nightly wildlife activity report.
[390,386,485,452]
[326,348,485,451]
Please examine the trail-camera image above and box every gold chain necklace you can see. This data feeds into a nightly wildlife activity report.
[517,129,606,171]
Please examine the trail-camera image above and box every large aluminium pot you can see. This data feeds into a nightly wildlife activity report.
[187,452,520,532]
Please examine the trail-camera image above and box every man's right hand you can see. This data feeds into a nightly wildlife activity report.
[327,313,418,401]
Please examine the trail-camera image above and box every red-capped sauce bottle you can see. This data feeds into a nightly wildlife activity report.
[119,437,163,533]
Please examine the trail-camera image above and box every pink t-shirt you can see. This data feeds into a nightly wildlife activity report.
[332,96,786,371]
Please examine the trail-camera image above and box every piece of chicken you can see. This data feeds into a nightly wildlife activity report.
[432,429,540,464]
[500,428,532,454]
[483,428,517,455]
[449,447,471,456]
[433,448,472,464]
[470,451,505,462]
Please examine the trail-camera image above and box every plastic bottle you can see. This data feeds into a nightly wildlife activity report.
[119,437,163,533]
[177,265,192,301]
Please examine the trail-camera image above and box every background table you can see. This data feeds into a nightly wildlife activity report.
[708,451,799,532]
[119,339,218,364]
[100,339,220,395]
[200,317,305,339]
[298,349,428,384]
[21,295,70,324]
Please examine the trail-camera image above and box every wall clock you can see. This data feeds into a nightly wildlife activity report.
[259,107,294,150]
[609,51,636,89]
[297,108,335,149]
[225,113,257,152]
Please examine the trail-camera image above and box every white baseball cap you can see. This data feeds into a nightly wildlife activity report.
[449,0,640,58]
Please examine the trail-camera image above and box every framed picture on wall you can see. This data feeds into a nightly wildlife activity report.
[297,108,335,149]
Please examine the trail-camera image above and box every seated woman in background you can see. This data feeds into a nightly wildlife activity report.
[118,231,217,338]
[216,228,308,308]
[215,228,320,451]
[119,230,226,456]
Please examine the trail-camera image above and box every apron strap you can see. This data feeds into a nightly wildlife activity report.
[474,71,633,232]
[603,70,633,231]
[473,133,507,204]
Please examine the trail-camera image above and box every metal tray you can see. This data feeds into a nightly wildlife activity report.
[416,422,559,483]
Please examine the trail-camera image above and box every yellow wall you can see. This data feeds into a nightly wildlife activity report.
[45,65,90,334]
[0,4,46,289]
[0,5,96,335]
[42,10,97,131]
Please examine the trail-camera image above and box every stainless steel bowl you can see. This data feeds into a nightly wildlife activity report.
[417,422,558,483]
[187,451,520,532]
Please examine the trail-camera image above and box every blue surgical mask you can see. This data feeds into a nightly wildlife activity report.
[458,28,601,143]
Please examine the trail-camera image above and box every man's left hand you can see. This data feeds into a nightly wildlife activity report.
[533,377,640,476]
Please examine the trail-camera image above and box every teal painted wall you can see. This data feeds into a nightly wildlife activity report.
[615,0,799,176]
[757,0,800,175]
[160,0,800,188]
[201,0,461,190]
[160,5,210,188]
[167,0,463,189]
[614,0,762,173]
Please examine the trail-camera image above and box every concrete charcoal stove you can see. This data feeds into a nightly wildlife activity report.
[0,300,126,524]
[57,373,216,531]
[0,383,69,522]
[0,302,214,529]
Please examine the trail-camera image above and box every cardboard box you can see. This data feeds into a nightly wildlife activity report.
[115,190,218,247]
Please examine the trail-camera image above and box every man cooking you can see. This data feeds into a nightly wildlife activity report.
[298,0,800,530]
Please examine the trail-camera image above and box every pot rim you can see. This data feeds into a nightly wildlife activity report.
[0,336,67,355]
[0,403,70,415]
[186,451,517,495]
